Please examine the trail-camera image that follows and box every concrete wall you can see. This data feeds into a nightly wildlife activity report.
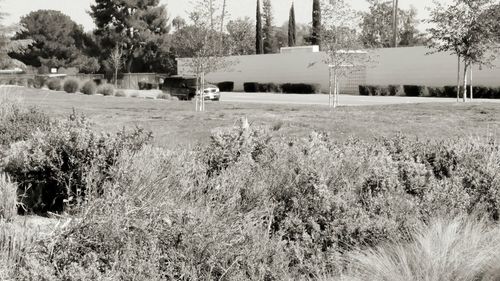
[177,46,500,94]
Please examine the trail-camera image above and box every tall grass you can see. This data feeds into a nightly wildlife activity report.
[0,174,17,221]
[344,216,500,281]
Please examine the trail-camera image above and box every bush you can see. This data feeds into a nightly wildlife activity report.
[388,85,402,96]
[443,86,458,98]
[359,85,370,96]
[244,82,259,93]
[33,76,47,89]
[258,83,281,93]
[403,85,426,97]
[281,83,320,94]
[63,79,80,93]
[81,80,97,95]
[345,216,500,281]
[4,113,153,213]
[427,86,445,97]
[46,78,62,91]
[97,84,115,96]
[217,81,234,92]
[115,90,126,97]
[138,81,158,90]
[157,93,171,100]
[0,174,17,221]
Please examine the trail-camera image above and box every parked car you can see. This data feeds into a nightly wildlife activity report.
[198,84,220,101]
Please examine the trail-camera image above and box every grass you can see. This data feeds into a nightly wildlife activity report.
[344,216,500,281]
[8,87,500,149]
[0,174,16,221]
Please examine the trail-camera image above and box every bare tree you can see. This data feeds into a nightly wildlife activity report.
[107,46,123,88]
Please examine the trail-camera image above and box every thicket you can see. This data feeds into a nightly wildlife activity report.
[360,84,500,99]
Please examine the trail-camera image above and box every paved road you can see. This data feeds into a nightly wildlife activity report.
[220,92,499,106]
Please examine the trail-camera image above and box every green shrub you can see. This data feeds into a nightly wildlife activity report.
[97,84,114,96]
[473,86,489,99]
[244,82,259,92]
[358,85,370,96]
[4,113,152,213]
[388,85,402,96]
[0,101,52,147]
[115,90,126,97]
[157,93,170,100]
[217,81,234,92]
[257,82,281,93]
[63,79,80,93]
[428,86,445,97]
[46,78,62,91]
[443,86,458,98]
[81,80,97,95]
[0,174,17,221]
[33,76,47,89]
[281,83,320,94]
[138,81,158,90]
[403,85,426,97]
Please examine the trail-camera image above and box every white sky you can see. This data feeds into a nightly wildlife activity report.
[1,0,446,32]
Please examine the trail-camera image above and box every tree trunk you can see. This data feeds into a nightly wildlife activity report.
[220,0,227,34]
[463,61,468,103]
[328,67,332,108]
[392,0,399,47]
[114,68,118,88]
[470,67,473,101]
[457,55,460,102]
[126,57,133,73]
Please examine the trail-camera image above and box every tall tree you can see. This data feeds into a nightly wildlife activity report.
[262,0,274,54]
[12,10,98,73]
[0,8,32,69]
[255,0,263,54]
[227,17,255,55]
[311,0,321,47]
[90,0,170,73]
[288,3,296,47]
[427,0,498,102]
[360,0,422,48]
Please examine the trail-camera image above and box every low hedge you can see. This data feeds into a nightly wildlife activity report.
[403,85,427,97]
[359,85,401,96]
[243,82,259,93]
[258,83,281,93]
[281,83,320,94]
[217,81,234,92]
[360,84,500,99]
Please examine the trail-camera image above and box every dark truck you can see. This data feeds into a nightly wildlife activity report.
[161,76,197,100]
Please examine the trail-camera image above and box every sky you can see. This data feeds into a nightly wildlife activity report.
[1,0,442,32]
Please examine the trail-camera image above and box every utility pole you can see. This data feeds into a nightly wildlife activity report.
[392,0,399,47]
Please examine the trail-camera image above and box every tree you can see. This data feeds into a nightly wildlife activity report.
[90,0,170,73]
[288,3,296,47]
[227,17,255,55]
[256,0,263,54]
[12,10,97,72]
[321,0,366,108]
[172,16,186,31]
[107,46,123,87]
[262,0,274,54]
[0,9,32,69]
[359,0,422,48]
[427,0,498,102]
[311,0,322,47]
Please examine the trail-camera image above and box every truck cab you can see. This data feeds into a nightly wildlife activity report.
[162,76,197,100]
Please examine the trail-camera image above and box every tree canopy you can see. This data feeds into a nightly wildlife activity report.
[89,0,171,73]
[226,17,255,55]
[12,10,98,73]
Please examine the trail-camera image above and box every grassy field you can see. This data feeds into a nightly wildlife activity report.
[8,87,500,148]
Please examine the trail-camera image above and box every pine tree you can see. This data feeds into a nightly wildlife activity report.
[256,0,263,54]
[311,0,321,46]
[288,2,296,47]
[262,0,274,54]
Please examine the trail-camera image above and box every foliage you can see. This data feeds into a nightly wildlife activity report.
[217,81,234,92]
[281,83,320,94]
[46,78,62,91]
[262,0,274,54]
[0,174,17,221]
[0,100,52,147]
[90,0,171,73]
[97,84,114,96]
[258,82,281,93]
[403,85,428,97]
[63,78,80,94]
[288,3,296,47]
[345,216,500,281]
[0,6,32,70]
[12,10,98,73]
[115,90,126,97]
[256,0,263,54]
[244,82,259,93]
[360,1,423,48]
[3,113,152,213]
[311,0,322,47]
[226,17,255,55]
[80,80,96,95]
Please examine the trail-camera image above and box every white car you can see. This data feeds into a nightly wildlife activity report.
[197,84,220,101]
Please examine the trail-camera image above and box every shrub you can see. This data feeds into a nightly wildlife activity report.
[46,78,62,91]
[33,76,47,89]
[428,86,445,97]
[17,79,28,87]
[443,86,458,98]
[63,79,80,93]
[258,83,281,93]
[0,174,17,221]
[388,85,402,96]
[403,85,426,97]
[115,90,126,97]
[27,79,35,88]
[81,80,97,95]
[345,216,500,281]
[281,83,320,94]
[217,81,234,92]
[244,82,259,92]
[97,84,115,96]
[3,113,153,213]
[157,93,171,100]
[359,85,370,96]
[138,81,158,90]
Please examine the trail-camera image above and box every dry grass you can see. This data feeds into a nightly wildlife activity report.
[10,87,500,149]
[343,216,500,281]
[0,174,17,222]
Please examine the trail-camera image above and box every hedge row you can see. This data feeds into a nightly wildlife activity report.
[243,82,321,94]
[359,84,500,99]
